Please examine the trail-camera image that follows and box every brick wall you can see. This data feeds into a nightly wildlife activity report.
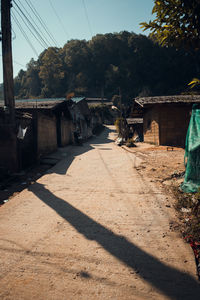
[143,107,160,145]
[37,112,57,157]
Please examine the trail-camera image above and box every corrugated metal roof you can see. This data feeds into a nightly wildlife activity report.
[0,98,66,109]
[87,102,112,107]
[135,95,200,107]
[71,97,85,103]
[16,97,65,102]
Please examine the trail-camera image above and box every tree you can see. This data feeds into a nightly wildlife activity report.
[63,39,91,95]
[39,47,65,97]
[141,0,200,50]
[13,31,200,99]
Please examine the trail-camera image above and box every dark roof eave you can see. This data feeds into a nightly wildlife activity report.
[135,95,200,107]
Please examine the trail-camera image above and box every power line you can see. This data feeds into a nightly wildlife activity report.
[13,0,49,49]
[25,0,59,47]
[49,0,70,40]
[12,11,39,57]
[12,28,16,40]
[0,54,26,68]
[82,0,93,38]
[13,6,47,49]
[16,0,53,47]
[13,59,26,68]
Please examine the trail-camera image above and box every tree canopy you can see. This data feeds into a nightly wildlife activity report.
[12,31,200,102]
[141,0,200,50]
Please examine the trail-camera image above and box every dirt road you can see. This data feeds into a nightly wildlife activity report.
[0,126,199,300]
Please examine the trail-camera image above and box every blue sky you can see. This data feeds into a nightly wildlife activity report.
[0,0,154,81]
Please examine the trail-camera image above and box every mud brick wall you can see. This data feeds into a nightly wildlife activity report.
[37,113,57,157]
[159,104,191,147]
[143,104,192,147]
[143,107,160,145]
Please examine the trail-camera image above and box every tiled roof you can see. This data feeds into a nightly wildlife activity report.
[135,95,200,107]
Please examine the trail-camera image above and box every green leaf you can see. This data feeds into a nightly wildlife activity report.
[188,78,200,89]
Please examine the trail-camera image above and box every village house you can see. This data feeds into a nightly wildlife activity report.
[86,97,116,125]
[126,118,143,141]
[0,108,32,172]
[68,97,92,140]
[85,97,113,108]
[0,98,74,172]
[135,95,200,147]
[15,98,74,158]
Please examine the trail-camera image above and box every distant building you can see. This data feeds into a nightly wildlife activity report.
[126,118,143,141]
[85,97,112,107]
[15,98,74,156]
[69,97,92,140]
[135,95,200,147]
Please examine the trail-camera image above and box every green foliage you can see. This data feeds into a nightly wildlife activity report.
[115,117,128,139]
[90,104,112,119]
[174,187,200,241]
[115,117,123,134]
[39,47,65,97]
[141,0,200,50]
[13,31,200,100]
[112,95,121,108]
[188,78,200,89]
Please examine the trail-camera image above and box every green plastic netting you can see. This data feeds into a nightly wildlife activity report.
[181,104,200,193]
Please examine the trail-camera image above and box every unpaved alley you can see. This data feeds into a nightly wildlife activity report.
[0,126,199,300]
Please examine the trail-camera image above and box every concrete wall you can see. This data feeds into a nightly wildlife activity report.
[37,112,57,157]
[143,107,160,145]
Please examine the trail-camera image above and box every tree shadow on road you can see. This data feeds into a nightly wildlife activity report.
[0,126,114,205]
[29,182,200,300]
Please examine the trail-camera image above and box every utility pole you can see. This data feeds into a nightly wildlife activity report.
[1,0,15,125]
[1,0,18,172]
